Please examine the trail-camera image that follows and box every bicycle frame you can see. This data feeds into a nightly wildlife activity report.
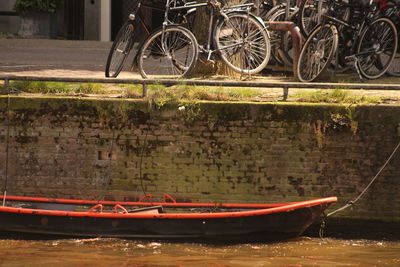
[320,1,378,57]
[161,0,262,62]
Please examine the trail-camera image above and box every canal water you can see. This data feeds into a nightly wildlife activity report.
[0,236,399,266]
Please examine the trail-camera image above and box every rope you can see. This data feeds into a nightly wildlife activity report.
[97,127,116,201]
[327,140,400,218]
[139,128,149,196]
[106,128,116,186]
[319,139,400,238]
[2,86,12,206]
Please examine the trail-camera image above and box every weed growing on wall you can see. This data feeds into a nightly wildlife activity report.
[177,102,202,125]
[313,120,327,149]
[311,104,360,148]
[346,105,358,135]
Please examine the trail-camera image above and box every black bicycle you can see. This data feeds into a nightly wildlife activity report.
[297,0,398,82]
[106,0,271,79]
[384,0,400,76]
[105,0,196,78]
[136,0,271,79]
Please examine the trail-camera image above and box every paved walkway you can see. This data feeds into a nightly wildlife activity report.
[0,38,142,79]
[1,38,400,103]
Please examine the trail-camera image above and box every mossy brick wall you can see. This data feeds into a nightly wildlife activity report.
[0,96,400,221]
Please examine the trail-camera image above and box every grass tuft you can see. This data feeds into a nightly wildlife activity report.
[11,81,71,94]
[145,84,265,107]
[75,83,104,94]
[8,81,111,95]
[293,89,381,104]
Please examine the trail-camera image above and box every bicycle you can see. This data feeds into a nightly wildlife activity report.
[297,0,398,82]
[136,0,271,79]
[383,0,400,76]
[298,0,328,37]
[105,0,196,78]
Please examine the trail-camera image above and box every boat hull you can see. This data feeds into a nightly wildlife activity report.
[0,198,334,241]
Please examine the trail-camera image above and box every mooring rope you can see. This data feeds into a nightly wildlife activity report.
[2,86,12,206]
[96,126,116,201]
[319,139,400,238]
[106,127,116,187]
[139,128,149,197]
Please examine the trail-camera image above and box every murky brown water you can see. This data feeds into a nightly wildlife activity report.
[0,237,399,267]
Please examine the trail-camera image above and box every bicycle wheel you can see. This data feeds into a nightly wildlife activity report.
[105,21,135,78]
[268,7,299,67]
[138,26,198,79]
[356,17,398,79]
[266,7,288,66]
[260,3,285,21]
[387,52,400,77]
[297,24,338,82]
[214,13,271,74]
[298,0,328,37]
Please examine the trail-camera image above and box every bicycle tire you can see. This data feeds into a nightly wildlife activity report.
[268,7,299,67]
[214,12,271,75]
[356,17,398,79]
[260,3,285,21]
[298,0,328,37]
[105,21,136,78]
[266,7,287,66]
[387,53,400,77]
[137,26,198,79]
[326,6,355,74]
[297,23,338,82]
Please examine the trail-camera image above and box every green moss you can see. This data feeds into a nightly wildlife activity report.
[0,96,150,129]
[1,96,397,134]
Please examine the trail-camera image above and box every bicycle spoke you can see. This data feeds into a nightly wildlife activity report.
[298,24,338,82]
[215,13,270,74]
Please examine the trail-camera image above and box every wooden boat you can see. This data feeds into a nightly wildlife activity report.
[0,194,337,241]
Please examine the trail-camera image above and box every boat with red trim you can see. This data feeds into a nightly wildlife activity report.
[0,194,337,241]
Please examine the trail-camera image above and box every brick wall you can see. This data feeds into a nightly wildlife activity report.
[0,96,399,221]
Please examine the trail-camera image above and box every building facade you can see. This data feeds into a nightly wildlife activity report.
[0,0,145,41]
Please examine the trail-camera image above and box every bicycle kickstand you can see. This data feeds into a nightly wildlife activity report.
[345,55,363,80]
